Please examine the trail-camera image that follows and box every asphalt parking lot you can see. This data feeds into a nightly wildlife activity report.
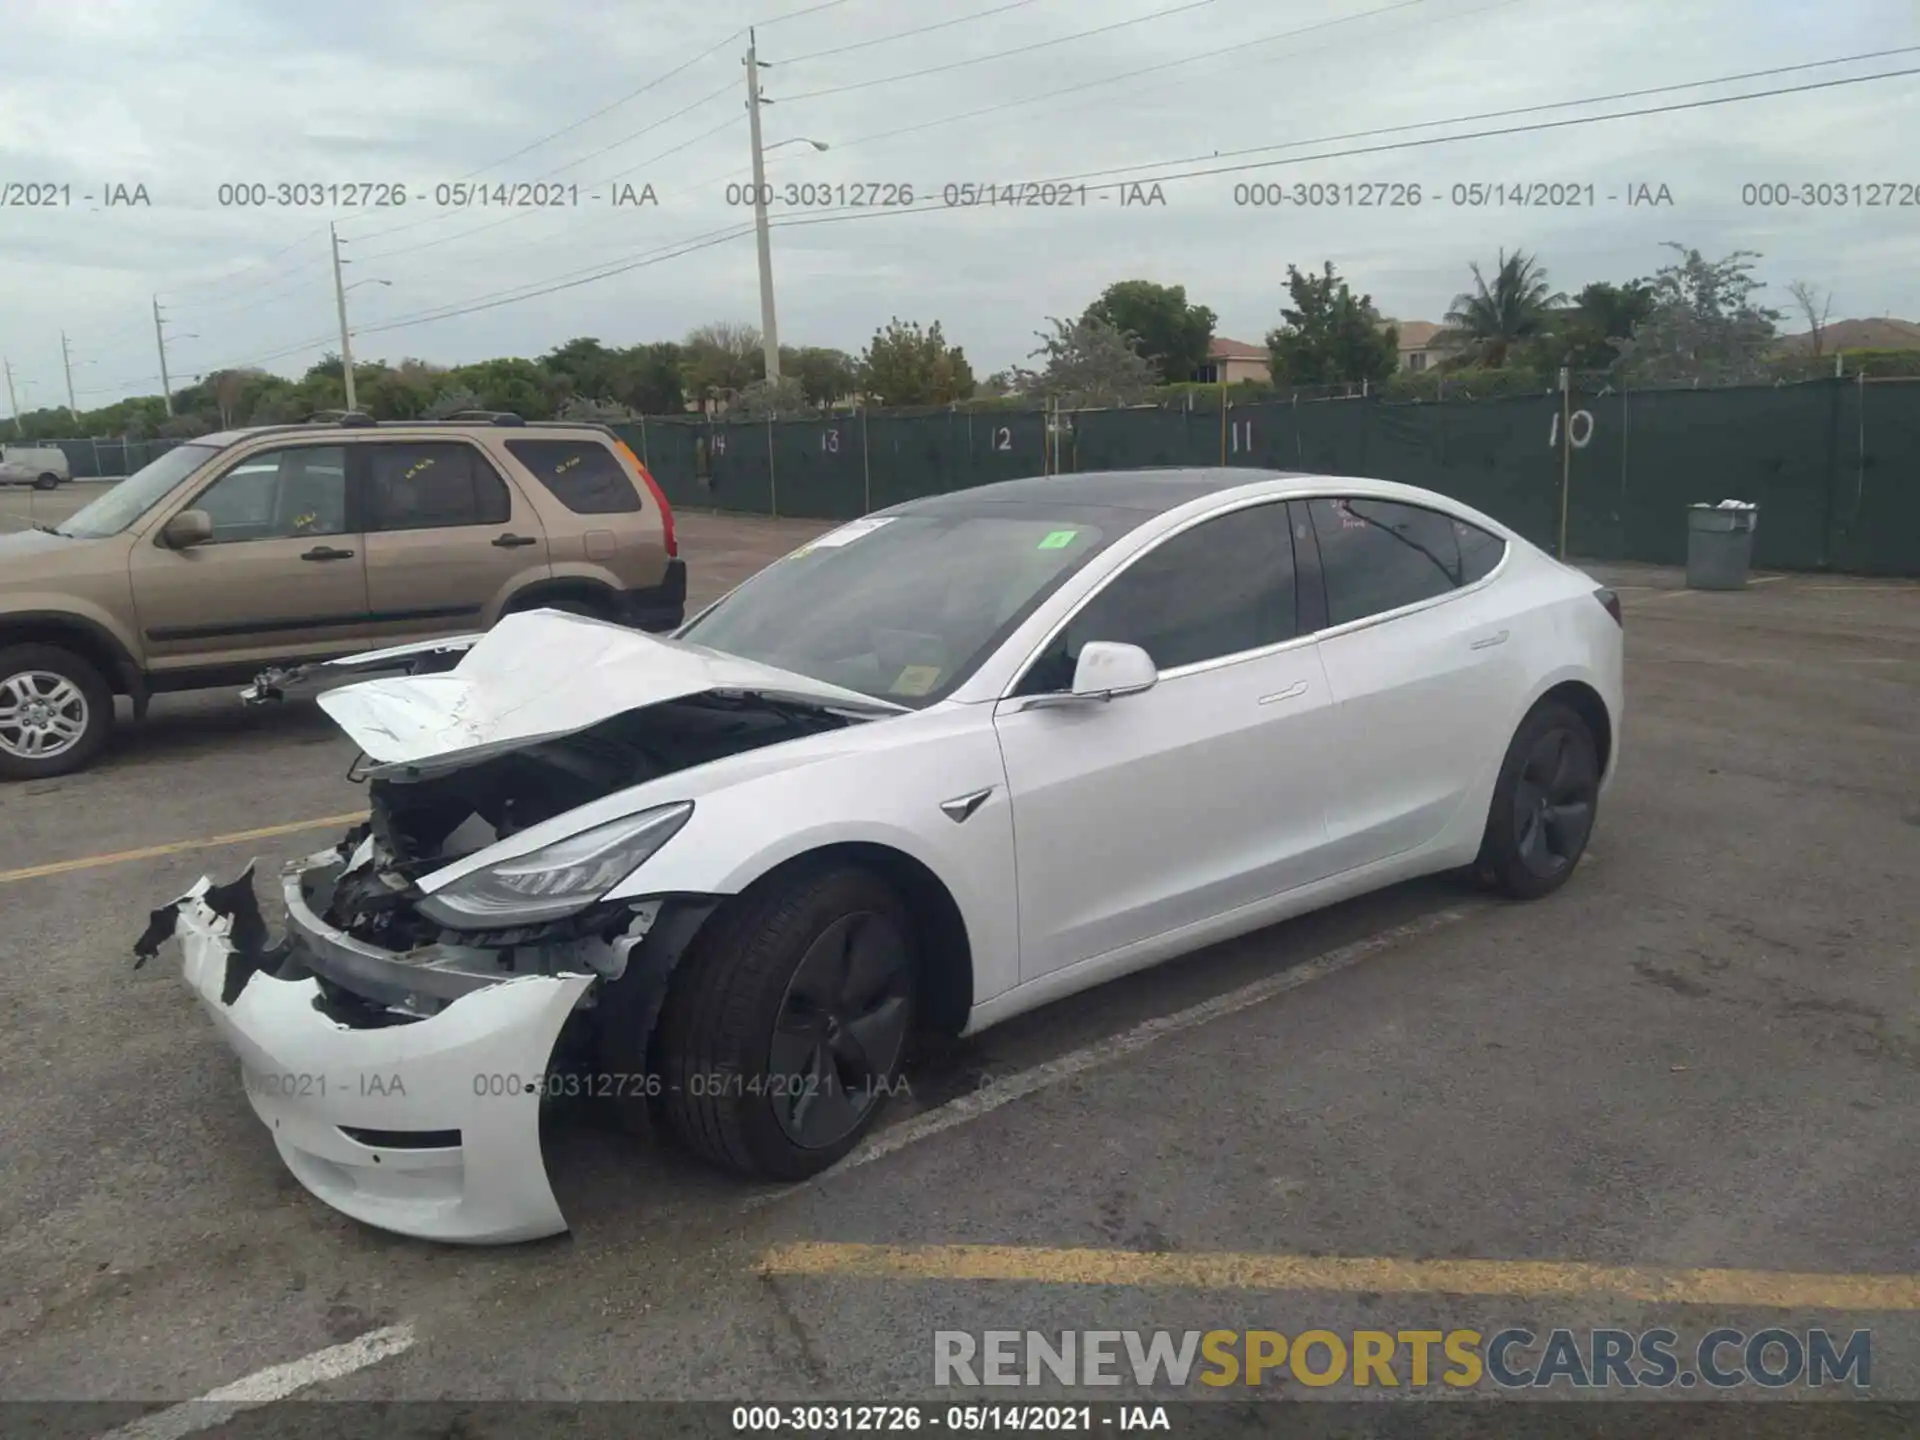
[1,488,1916,1433]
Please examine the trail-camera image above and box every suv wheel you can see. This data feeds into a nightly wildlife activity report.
[0,645,114,780]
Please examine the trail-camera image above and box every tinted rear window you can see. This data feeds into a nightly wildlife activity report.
[504,439,642,515]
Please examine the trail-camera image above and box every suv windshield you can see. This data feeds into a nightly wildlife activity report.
[54,444,221,539]
[679,512,1116,706]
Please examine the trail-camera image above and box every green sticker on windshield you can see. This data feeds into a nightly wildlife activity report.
[1038,529,1079,550]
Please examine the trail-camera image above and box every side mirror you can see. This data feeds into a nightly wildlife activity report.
[1070,641,1158,699]
[161,509,213,549]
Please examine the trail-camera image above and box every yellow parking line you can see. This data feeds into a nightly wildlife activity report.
[0,811,368,884]
[758,1243,1920,1312]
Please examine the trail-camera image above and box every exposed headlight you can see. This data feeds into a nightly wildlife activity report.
[417,802,693,929]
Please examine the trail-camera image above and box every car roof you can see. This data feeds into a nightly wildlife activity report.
[883,468,1334,517]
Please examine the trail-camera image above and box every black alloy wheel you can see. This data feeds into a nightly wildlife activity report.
[768,909,914,1150]
[1511,724,1598,880]
[1477,700,1601,900]
[652,863,918,1180]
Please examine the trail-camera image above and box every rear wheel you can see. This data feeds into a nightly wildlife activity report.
[33,472,60,491]
[1475,700,1600,900]
[0,644,114,780]
[653,864,916,1180]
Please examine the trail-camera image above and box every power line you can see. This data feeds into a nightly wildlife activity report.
[777,0,1226,103]
[156,226,332,300]
[455,35,745,180]
[780,0,1051,64]
[304,64,1920,348]
[733,0,1435,177]
[356,114,742,265]
[1036,44,1920,187]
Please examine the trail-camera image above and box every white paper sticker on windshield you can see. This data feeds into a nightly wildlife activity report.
[806,517,896,549]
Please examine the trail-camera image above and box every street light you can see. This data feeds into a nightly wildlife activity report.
[345,278,392,294]
[767,137,830,154]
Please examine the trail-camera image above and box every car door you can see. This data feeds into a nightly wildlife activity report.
[1301,495,1524,871]
[357,438,551,642]
[992,499,1339,982]
[128,443,368,673]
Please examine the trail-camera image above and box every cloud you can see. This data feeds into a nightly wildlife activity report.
[2,0,1916,403]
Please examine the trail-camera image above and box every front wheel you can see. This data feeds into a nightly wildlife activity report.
[1475,700,1600,900]
[0,644,114,780]
[653,864,917,1180]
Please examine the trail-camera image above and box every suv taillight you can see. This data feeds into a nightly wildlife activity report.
[617,441,676,558]
[1595,587,1622,627]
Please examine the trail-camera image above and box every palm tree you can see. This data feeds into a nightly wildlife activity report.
[1440,250,1565,369]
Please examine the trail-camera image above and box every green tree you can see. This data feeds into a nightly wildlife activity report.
[1010,315,1158,407]
[858,318,974,406]
[783,346,860,408]
[1440,250,1564,369]
[617,342,687,414]
[1613,243,1782,385]
[1265,263,1398,386]
[448,357,557,418]
[681,322,764,408]
[1083,280,1216,382]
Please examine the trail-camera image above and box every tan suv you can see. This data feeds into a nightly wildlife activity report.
[0,412,684,780]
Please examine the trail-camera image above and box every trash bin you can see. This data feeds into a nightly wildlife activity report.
[1685,502,1758,590]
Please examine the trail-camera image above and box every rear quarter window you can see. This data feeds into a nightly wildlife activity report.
[504,439,642,515]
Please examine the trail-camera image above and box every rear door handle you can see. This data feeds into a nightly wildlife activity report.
[1470,630,1510,650]
[492,533,539,549]
[300,545,355,561]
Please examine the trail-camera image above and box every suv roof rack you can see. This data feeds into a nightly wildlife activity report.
[306,409,377,427]
[441,410,526,426]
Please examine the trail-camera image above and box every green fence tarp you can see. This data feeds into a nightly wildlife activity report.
[41,381,1920,574]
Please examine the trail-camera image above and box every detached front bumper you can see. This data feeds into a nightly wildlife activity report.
[134,861,593,1245]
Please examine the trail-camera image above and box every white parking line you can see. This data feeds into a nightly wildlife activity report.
[95,1323,416,1440]
[749,906,1477,1207]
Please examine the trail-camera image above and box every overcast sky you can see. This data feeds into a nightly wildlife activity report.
[1,0,1915,410]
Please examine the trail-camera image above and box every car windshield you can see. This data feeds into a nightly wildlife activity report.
[679,512,1117,706]
[53,444,221,539]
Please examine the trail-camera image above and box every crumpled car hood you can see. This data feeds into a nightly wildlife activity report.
[318,609,907,778]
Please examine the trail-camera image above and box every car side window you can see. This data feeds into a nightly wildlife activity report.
[1309,497,1462,626]
[190,446,348,543]
[1455,516,1507,584]
[364,442,512,531]
[1016,502,1298,694]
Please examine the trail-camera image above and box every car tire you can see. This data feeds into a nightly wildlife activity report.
[0,644,114,781]
[33,472,60,491]
[1474,699,1601,900]
[653,863,917,1181]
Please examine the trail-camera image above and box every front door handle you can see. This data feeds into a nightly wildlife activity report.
[1470,630,1510,650]
[1257,679,1308,706]
[300,545,355,561]
[492,533,539,549]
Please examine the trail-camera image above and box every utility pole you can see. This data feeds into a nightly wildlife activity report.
[744,29,780,385]
[3,358,20,438]
[60,332,79,423]
[330,222,358,412]
[152,296,175,416]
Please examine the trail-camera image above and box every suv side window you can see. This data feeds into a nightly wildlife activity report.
[364,442,512,531]
[503,439,641,514]
[1016,502,1298,694]
[1308,497,1462,626]
[191,446,348,542]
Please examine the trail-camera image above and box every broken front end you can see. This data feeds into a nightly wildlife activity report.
[133,612,899,1243]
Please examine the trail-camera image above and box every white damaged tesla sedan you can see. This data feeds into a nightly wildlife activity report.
[133,468,1623,1244]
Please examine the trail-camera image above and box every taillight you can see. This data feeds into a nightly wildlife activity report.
[1595,587,1622,627]
[617,441,676,558]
